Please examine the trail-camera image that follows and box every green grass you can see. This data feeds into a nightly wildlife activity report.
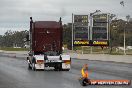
[0,47,29,51]
[73,46,132,55]
[110,49,132,55]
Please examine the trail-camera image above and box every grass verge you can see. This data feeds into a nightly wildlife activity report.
[0,47,29,51]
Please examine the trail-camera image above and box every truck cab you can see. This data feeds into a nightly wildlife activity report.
[27,17,71,71]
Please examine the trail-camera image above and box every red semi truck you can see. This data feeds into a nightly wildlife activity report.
[27,17,71,71]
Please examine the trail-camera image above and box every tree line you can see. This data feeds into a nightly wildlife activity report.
[0,20,132,49]
[0,24,72,49]
[0,30,28,47]
[110,19,132,47]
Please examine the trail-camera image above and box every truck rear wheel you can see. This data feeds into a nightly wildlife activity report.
[54,66,59,71]
[58,64,62,71]
[28,64,32,70]
[62,69,70,71]
[54,63,62,71]
[65,69,70,71]
[32,63,36,71]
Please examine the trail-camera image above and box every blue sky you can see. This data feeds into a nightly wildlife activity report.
[0,0,132,35]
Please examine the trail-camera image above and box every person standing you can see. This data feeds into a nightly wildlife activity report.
[80,64,91,86]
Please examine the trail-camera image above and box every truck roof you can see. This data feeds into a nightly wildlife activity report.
[34,21,61,29]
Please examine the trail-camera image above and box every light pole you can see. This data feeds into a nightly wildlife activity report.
[123,20,126,55]
[90,10,101,53]
[122,17,131,55]
[125,15,130,52]
[72,13,74,51]
[120,1,126,55]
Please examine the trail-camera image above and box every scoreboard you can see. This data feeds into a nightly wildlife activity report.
[73,15,89,46]
[73,13,109,46]
[92,14,109,41]
[74,27,88,40]
[93,14,107,22]
[74,15,88,25]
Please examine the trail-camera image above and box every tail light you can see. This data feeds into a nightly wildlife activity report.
[64,60,71,64]
[37,60,44,63]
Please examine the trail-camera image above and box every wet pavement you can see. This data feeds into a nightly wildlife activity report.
[0,53,132,88]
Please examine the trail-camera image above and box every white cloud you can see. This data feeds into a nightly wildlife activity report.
[0,0,132,35]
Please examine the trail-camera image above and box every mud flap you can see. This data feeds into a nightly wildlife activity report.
[79,77,91,86]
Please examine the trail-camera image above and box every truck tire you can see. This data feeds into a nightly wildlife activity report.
[28,64,32,70]
[54,66,59,71]
[32,57,36,71]
[62,69,70,71]
[66,69,70,71]
[27,57,32,70]
[58,63,62,71]
[54,64,62,71]
[32,63,36,71]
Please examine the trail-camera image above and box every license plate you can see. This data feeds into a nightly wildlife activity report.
[46,60,57,63]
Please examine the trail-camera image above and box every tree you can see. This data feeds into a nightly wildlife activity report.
[110,19,132,47]
[63,23,72,49]
[0,30,29,47]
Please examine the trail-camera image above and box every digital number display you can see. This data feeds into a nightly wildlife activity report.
[92,27,107,40]
[74,15,88,23]
[92,14,108,41]
[74,22,88,26]
[93,23,107,27]
[74,27,88,40]
[93,14,108,23]
[93,14,107,19]
[74,27,88,33]
[75,33,88,40]
[92,27,107,33]
[73,14,109,46]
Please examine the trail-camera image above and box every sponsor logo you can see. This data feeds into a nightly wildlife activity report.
[90,80,131,85]
[74,40,89,45]
[93,41,108,46]
[73,40,109,46]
